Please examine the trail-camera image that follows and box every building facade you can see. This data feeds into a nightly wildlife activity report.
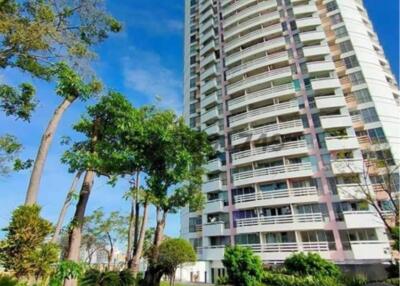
[182,0,400,283]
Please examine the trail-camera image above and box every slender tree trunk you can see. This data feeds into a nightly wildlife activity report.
[63,170,95,286]
[25,97,76,205]
[133,172,140,250]
[130,201,149,274]
[126,199,135,265]
[106,232,114,270]
[51,171,82,243]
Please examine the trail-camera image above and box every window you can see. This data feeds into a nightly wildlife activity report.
[189,103,197,114]
[189,216,202,232]
[190,117,196,128]
[334,26,348,38]
[190,55,196,65]
[367,127,387,144]
[235,233,260,245]
[343,55,359,69]
[360,107,379,123]
[190,78,196,88]
[326,1,338,12]
[330,13,343,25]
[353,88,371,103]
[348,71,365,85]
[339,40,353,53]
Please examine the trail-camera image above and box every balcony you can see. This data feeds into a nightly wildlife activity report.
[293,4,317,16]
[229,100,299,128]
[203,221,227,236]
[202,178,226,193]
[204,199,225,214]
[204,158,224,173]
[315,95,346,109]
[225,24,282,52]
[231,119,303,146]
[227,66,292,95]
[350,241,391,260]
[331,159,364,174]
[296,17,321,30]
[200,40,217,56]
[200,65,218,81]
[200,28,216,45]
[232,163,313,187]
[325,136,359,151]
[228,83,295,111]
[311,77,341,91]
[223,0,277,28]
[342,211,384,229]
[199,17,215,34]
[200,245,225,260]
[234,186,319,208]
[203,123,221,136]
[200,8,214,25]
[235,213,325,233]
[232,140,308,166]
[336,184,368,200]
[201,78,218,95]
[226,37,286,66]
[201,91,221,108]
[201,107,220,124]
[307,61,336,75]
[226,51,288,80]
[303,45,330,58]
[201,52,217,68]
[320,115,352,129]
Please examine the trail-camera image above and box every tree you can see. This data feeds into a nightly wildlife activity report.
[143,112,211,286]
[25,62,102,205]
[157,238,196,286]
[0,83,36,121]
[0,205,59,282]
[222,246,264,286]
[283,252,341,278]
[61,92,139,286]
[0,133,32,176]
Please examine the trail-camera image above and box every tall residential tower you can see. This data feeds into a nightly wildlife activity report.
[182,0,399,283]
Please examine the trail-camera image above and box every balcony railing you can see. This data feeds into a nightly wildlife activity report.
[234,186,318,203]
[232,162,312,182]
[229,100,298,125]
[231,119,303,142]
[235,212,323,228]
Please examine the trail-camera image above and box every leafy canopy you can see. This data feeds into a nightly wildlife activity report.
[222,245,264,286]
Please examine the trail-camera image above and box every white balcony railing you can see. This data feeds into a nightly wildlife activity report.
[235,213,323,228]
[232,162,312,182]
[234,186,318,203]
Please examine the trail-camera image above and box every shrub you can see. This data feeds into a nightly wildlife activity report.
[284,252,341,278]
[80,269,135,286]
[386,277,400,286]
[341,274,367,286]
[222,245,264,286]
[49,260,86,286]
[263,272,342,286]
[216,275,230,285]
[0,275,20,286]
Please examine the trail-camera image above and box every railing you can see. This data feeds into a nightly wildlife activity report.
[235,212,323,227]
[228,83,294,107]
[234,186,318,203]
[227,66,291,92]
[232,140,307,161]
[232,162,312,181]
[229,100,298,125]
[224,0,276,27]
[351,114,363,124]
[231,119,303,142]
[227,51,287,76]
[225,23,282,50]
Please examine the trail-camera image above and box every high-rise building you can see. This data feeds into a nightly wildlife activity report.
[182,0,399,283]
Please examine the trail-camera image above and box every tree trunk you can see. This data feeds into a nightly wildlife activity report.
[133,172,140,250]
[106,232,114,270]
[25,97,76,205]
[126,199,135,265]
[63,170,95,286]
[130,201,149,275]
[51,171,82,243]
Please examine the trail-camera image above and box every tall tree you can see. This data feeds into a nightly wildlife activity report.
[25,62,102,205]
[142,113,211,286]
[61,92,137,286]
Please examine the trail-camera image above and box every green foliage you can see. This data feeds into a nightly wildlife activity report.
[157,238,196,278]
[263,272,341,286]
[0,205,57,279]
[216,275,230,285]
[222,245,264,286]
[283,252,341,278]
[340,274,367,286]
[0,83,36,121]
[390,226,399,251]
[80,269,135,286]
[0,275,21,286]
[0,134,25,175]
[386,277,400,286]
[49,260,86,286]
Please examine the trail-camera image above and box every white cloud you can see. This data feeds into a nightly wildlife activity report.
[122,47,183,113]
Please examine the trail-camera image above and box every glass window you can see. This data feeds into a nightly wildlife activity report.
[343,55,359,69]
[334,26,348,38]
[353,88,371,103]
[330,13,343,25]
[326,1,338,12]
[367,127,387,144]
[339,40,353,53]
[348,71,365,85]
[360,107,379,123]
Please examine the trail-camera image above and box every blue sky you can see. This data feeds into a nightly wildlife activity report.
[0,0,399,241]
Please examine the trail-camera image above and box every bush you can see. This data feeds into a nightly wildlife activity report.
[263,272,342,286]
[222,245,264,286]
[80,269,135,286]
[386,277,400,286]
[341,274,367,286]
[216,275,230,285]
[0,275,19,286]
[284,253,341,278]
[49,260,86,286]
